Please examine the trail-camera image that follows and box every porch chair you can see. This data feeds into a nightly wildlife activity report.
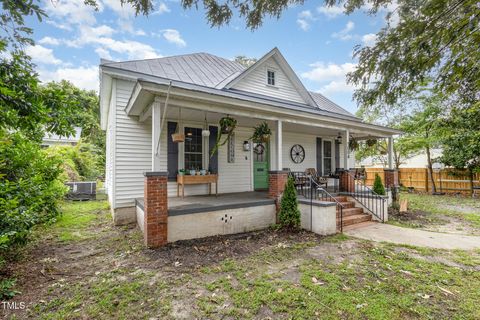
[305,168,328,189]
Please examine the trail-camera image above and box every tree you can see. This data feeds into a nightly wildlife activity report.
[279,178,300,229]
[373,174,386,195]
[399,96,444,193]
[440,103,480,194]
[234,55,257,68]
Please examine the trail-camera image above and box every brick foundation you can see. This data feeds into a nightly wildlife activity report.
[143,171,168,248]
[339,170,355,193]
[384,169,399,188]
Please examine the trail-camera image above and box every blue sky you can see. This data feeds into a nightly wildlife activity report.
[25,0,396,113]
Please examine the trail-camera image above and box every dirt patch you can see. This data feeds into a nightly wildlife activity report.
[440,203,480,214]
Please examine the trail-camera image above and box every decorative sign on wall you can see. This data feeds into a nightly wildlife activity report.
[290,144,305,164]
[227,132,235,163]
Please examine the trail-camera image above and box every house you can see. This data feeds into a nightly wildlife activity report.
[99,48,400,248]
[358,148,443,168]
[42,126,82,147]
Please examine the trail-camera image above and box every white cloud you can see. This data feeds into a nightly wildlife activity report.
[102,0,135,18]
[43,0,100,26]
[95,47,113,60]
[38,36,60,46]
[296,10,314,31]
[26,45,62,65]
[153,2,170,15]
[302,61,357,95]
[362,33,377,46]
[332,21,355,40]
[317,5,344,18]
[162,29,186,47]
[39,66,99,91]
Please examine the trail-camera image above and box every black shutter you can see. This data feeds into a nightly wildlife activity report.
[316,137,322,175]
[208,126,218,173]
[335,140,340,172]
[167,122,178,181]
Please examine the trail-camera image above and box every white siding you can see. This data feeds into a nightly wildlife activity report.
[105,81,116,207]
[232,58,306,104]
[113,79,153,208]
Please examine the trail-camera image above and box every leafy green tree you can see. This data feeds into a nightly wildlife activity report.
[234,56,257,68]
[279,177,300,229]
[372,174,386,195]
[440,103,480,194]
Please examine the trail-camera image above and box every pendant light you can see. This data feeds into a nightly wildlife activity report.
[202,112,210,137]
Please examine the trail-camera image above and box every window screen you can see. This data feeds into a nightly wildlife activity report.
[323,140,332,175]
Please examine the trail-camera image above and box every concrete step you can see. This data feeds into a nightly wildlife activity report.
[337,214,372,227]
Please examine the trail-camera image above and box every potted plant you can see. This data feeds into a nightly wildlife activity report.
[172,108,185,143]
[366,138,377,147]
[178,169,185,176]
[251,121,272,143]
[219,116,237,134]
[349,137,359,150]
[210,116,237,158]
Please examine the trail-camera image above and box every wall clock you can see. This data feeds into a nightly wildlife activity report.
[290,144,305,163]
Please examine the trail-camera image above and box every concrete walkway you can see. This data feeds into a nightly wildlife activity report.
[344,223,480,250]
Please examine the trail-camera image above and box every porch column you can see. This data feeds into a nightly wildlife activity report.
[143,171,168,248]
[151,100,162,171]
[387,136,394,170]
[343,129,350,170]
[276,120,282,171]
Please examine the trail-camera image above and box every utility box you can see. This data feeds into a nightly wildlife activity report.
[65,181,97,200]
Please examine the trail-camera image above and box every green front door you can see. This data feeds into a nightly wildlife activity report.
[253,142,269,190]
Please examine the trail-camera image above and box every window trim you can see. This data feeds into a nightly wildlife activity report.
[180,124,207,170]
[266,68,277,87]
[322,139,334,175]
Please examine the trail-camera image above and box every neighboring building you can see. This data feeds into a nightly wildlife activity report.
[358,149,443,168]
[42,127,82,147]
[99,48,400,247]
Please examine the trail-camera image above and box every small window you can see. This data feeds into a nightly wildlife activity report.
[267,70,275,86]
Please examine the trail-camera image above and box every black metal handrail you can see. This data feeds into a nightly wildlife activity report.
[345,171,386,222]
[288,172,345,232]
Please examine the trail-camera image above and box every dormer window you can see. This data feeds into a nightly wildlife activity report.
[267,69,276,86]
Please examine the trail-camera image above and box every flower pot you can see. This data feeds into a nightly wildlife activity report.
[221,126,233,134]
[260,134,270,142]
[189,170,196,176]
[200,169,206,175]
[172,133,185,143]
[178,171,185,176]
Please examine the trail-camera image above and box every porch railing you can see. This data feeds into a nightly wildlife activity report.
[288,172,345,232]
[345,171,386,222]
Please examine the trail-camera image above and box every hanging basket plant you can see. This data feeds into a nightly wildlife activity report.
[210,116,237,158]
[172,108,185,143]
[220,116,237,134]
[250,121,272,143]
[349,137,359,150]
[366,138,377,147]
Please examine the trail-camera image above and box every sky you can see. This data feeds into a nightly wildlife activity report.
[25,0,397,114]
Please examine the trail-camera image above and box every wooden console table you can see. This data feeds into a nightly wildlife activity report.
[177,174,218,198]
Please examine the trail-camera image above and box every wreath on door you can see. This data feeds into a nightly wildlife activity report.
[254,144,265,155]
[290,144,305,163]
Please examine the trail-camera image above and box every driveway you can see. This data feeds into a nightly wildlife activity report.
[345,222,480,250]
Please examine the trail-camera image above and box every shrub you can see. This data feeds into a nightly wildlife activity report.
[373,174,386,195]
[279,177,301,229]
[0,131,68,251]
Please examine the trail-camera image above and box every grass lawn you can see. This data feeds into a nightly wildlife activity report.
[3,200,480,319]
[388,193,480,234]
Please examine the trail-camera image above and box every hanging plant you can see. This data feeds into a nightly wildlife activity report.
[250,121,272,143]
[219,116,237,134]
[210,116,237,158]
[349,137,359,150]
[172,108,185,143]
[366,138,377,147]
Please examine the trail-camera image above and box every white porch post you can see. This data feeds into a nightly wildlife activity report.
[151,100,162,171]
[276,120,283,171]
[343,129,350,170]
[387,136,394,169]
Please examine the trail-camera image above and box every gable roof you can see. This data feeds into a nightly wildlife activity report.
[223,47,317,107]
[100,49,357,119]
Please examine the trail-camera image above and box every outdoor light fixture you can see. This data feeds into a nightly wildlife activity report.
[243,141,250,151]
[202,112,210,137]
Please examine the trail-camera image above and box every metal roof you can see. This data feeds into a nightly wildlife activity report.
[101,51,356,118]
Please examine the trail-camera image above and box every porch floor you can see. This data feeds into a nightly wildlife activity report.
[136,191,274,216]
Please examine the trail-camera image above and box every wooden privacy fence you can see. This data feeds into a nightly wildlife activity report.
[363,168,480,194]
